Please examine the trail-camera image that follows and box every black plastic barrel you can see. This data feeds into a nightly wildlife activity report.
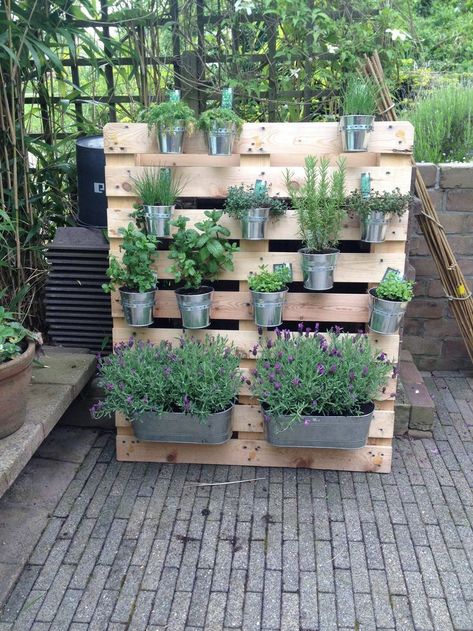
[76,135,107,228]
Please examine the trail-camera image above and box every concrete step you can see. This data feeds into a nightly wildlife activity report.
[395,349,436,436]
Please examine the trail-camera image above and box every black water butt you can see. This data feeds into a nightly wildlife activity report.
[76,135,107,228]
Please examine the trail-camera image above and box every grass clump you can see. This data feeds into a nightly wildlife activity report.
[342,76,379,116]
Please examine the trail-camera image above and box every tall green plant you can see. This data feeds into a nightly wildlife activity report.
[132,168,184,206]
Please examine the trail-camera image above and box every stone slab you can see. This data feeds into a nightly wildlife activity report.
[36,427,98,464]
[31,350,95,397]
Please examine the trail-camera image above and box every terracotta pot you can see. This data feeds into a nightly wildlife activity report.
[0,341,35,438]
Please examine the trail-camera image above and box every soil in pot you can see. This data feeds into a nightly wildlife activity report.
[0,341,36,438]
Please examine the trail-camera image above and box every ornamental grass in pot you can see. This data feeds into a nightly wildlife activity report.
[103,223,158,328]
[223,185,287,240]
[250,325,393,449]
[168,210,239,329]
[197,107,244,156]
[92,335,241,443]
[340,76,378,152]
[138,98,196,154]
[345,188,411,243]
[0,308,41,438]
[132,167,184,238]
[369,271,414,335]
[248,265,291,328]
[285,156,346,291]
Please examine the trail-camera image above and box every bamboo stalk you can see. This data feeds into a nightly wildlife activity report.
[362,52,473,364]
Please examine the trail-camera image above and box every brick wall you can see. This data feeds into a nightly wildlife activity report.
[404,163,473,370]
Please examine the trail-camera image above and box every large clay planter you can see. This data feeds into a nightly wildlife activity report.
[0,341,35,438]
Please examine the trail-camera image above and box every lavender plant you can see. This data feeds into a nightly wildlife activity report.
[92,335,241,422]
[251,325,392,427]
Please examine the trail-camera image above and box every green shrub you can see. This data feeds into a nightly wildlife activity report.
[345,189,411,221]
[137,101,196,133]
[197,107,244,133]
[248,265,291,293]
[375,271,414,302]
[0,307,41,363]
[224,185,287,220]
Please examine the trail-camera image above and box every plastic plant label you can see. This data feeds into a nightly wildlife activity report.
[381,267,403,282]
[273,263,293,280]
[360,172,371,199]
[254,179,267,194]
[169,89,181,102]
[221,87,233,109]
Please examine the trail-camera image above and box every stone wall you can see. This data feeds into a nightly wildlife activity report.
[404,163,473,371]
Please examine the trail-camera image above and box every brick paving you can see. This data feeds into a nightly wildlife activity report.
[1,371,473,630]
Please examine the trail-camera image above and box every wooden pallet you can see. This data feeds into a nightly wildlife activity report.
[104,120,414,473]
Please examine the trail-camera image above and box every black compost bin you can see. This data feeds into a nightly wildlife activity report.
[76,135,107,228]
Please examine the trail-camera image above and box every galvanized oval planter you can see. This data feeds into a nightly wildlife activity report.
[299,248,339,291]
[361,211,390,243]
[132,405,233,443]
[250,288,288,328]
[241,207,270,240]
[264,403,375,449]
[368,288,409,335]
[340,115,375,152]
[175,286,214,329]
[120,288,156,327]
[157,120,186,154]
[206,122,236,156]
[143,204,174,238]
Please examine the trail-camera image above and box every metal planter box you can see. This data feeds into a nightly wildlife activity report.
[132,405,233,444]
[265,403,374,449]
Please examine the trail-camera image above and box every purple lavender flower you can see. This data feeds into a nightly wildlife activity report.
[329,364,337,374]
[179,337,185,348]
[126,395,133,404]
[277,351,283,359]
[377,352,387,361]
[274,362,282,373]
[250,368,258,377]
[284,329,291,341]
[287,355,294,364]
[319,338,328,352]
[291,377,301,386]
[105,383,114,391]
[250,344,258,357]
[170,353,178,362]
[266,339,273,349]
[316,363,325,376]
[183,394,191,411]
[128,336,134,348]
[240,374,247,383]
[264,361,270,370]
[274,381,282,391]
[334,325,343,335]
[349,370,355,382]
[305,326,312,337]
[298,322,304,334]
[223,347,230,357]
[362,366,369,376]
[95,352,101,361]
[392,366,399,378]
[275,327,281,339]
[268,373,275,383]
[314,322,320,333]
[164,367,171,377]
[258,326,263,336]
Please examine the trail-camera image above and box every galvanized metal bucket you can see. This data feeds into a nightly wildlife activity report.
[361,211,390,243]
[206,122,236,156]
[143,205,174,238]
[250,288,288,328]
[368,288,408,335]
[299,248,339,291]
[119,288,156,327]
[132,405,233,444]
[157,120,185,154]
[340,115,375,152]
[175,286,214,329]
[241,207,270,240]
[265,403,374,449]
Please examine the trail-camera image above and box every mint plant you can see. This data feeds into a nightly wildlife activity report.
[92,335,241,422]
[375,271,414,302]
[342,76,378,116]
[0,307,41,363]
[103,223,158,294]
[251,326,392,427]
[197,107,244,133]
[285,156,346,252]
[346,189,410,221]
[167,210,239,289]
[224,185,287,220]
[137,100,196,133]
[248,265,291,293]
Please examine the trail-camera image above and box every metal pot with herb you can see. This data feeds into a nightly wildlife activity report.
[340,76,378,152]
[346,188,410,243]
[223,183,287,240]
[137,92,196,154]
[369,271,414,334]
[248,265,291,327]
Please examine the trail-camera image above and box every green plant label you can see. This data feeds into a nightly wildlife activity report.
[221,87,233,109]
[381,267,403,281]
[273,263,293,280]
[360,172,371,198]
[169,89,181,102]
[254,179,267,193]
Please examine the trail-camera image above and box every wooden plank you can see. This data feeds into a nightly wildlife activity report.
[105,165,413,198]
[116,436,392,472]
[107,208,409,242]
[104,121,414,156]
[111,290,371,322]
[108,248,406,284]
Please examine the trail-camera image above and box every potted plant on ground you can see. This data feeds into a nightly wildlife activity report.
[251,325,392,448]
[197,108,244,156]
[103,223,158,327]
[223,184,287,240]
[0,308,41,438]
[285,156,346,291]
[345,188,411,243]
[138,98,196,154]
[248,265,291,328]
[92,335,240,443]
[340,76,378,152]
[369,271,414,334]
[168,210,239,329]
[132,167,184,238]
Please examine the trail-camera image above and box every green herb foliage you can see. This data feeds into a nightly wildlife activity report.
[251,326,393,427]
[342,76,379,116]
[375,271,414,302]
[137,101,196,133]
[405,85,473,163]
[92,335,241,422]
[248,265,291,293]
[224,185,287,220]
[285,156,346,252]
[168,210,239,289]
[132,168,184,207]
[0,307,40,363]
[197,107,244,133]
[345,189,411,221]
[103,224,158,294]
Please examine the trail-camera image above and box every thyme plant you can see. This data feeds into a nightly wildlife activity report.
[92,335,241,422]
[375,271,414,302]
[285,156,346,252]
[137,101,196,133]
[345,189,411,221]
[248,265,291,293]
[224,185,287,220]
[251,326,393,427]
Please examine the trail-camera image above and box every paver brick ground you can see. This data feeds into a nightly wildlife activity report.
[2,371,473,629]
